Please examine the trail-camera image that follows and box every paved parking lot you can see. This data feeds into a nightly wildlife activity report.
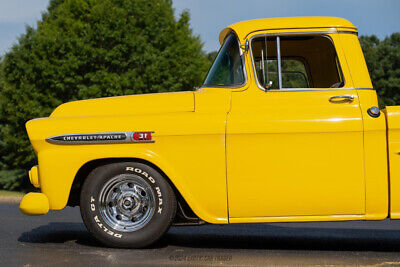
[2,203,400,266]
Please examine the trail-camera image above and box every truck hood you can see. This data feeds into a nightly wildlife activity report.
[50,91,195,117]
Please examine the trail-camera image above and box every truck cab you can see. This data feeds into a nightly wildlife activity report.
[20,17,400,248]
[213,17,389,222]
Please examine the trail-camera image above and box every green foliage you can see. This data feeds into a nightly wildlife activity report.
[360,33,400,107]
[0,169,28,191]
[0,0,209,191]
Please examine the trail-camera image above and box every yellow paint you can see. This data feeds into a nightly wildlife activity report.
[230,214,365,224]
[50,91,195,117]
[19,193,49,215]
[356,90,388,220]
[219,17,357,44]
[336,32,388,220]
[29,165,40,188]
[337,33,373,89]
[26,88,231,224]
[21,17,395,224]
[384,106,400,219]
[227,84,366,218]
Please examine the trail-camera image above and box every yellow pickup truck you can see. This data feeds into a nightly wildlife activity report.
[19,16,400,248]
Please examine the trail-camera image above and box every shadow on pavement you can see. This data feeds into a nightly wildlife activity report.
[18,222,400,251]
[167,224,400,251]
[18,222,100,247]
[18,222,168,249]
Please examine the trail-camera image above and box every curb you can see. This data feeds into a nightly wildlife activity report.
[0,197,22,204]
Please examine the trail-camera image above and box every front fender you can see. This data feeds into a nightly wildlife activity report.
[39,140,227,224]
[26,89,230,224]
[27,114,228,224]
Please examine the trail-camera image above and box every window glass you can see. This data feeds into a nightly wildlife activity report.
[253,36,279,89]
[203,34,245,87]
[281,59,309,88]
[251,35,343,89]
[255,58,309,89]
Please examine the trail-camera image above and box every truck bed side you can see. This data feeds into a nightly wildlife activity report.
[384,106,400,218]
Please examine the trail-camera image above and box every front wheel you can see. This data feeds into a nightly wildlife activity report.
[80,162,176,248]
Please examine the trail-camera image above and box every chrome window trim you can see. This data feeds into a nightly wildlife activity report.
[276,36,282,89]
[249,31,349,92]
[252,87,375,93]
[261,88,355,93]
[201,33,248,89]
[338,30,358,35]
[244,28,358,40]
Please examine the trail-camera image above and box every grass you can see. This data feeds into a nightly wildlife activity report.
[0,190,24,198]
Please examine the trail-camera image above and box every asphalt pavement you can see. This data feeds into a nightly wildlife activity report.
[2,202,400,266]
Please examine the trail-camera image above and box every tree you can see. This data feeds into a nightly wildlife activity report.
[0,0,209,190]
[206,51,218,64]
[360,33,400,107]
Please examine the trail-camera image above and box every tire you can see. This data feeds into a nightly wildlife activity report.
[80,162,176,248]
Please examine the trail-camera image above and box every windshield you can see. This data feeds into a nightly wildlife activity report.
[203,34,245,87]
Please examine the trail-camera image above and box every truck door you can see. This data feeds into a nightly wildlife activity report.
[226,33,366,220]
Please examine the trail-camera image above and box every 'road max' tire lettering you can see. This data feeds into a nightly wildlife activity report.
[155,187,163,214]
[126,167,155,183]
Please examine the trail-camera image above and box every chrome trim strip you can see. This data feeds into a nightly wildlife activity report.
[238,33,249,87]
[250,30,335,38]
[249,35,266,91]
[337,30,358,35]
[255,87,376,92]
[245,29,358,39]
[46,132,155,144]
[276,36,282,89]
[260,88,356,93]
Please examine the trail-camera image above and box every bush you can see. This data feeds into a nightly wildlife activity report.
[0,0,209,191]
[0,169,29,191]
[360,33,400,107]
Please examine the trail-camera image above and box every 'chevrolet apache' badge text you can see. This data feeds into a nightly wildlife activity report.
[46,132,154,144]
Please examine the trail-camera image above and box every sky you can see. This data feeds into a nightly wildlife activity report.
[0,0,399,55]
[0,0,48,55]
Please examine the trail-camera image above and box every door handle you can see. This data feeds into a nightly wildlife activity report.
[329,95,355,103]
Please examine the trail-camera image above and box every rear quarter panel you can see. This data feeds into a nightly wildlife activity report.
[384,106,400,219]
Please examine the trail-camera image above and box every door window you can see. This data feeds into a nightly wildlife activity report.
[252,35,344,90]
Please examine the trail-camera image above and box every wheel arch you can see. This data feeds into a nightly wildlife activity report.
[67,157,202,224]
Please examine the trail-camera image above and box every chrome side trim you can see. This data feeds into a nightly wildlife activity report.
[46,132,155,144]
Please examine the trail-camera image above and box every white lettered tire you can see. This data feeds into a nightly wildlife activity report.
[80,162,176,248]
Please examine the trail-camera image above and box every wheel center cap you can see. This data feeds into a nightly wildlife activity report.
[122,196,134,209]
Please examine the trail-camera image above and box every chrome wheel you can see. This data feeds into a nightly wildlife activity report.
[99,174,155,232]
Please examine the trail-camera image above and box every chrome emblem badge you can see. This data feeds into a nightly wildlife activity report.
[46,131,154,144]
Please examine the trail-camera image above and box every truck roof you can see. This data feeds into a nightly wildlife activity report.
[219,16,357,44]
